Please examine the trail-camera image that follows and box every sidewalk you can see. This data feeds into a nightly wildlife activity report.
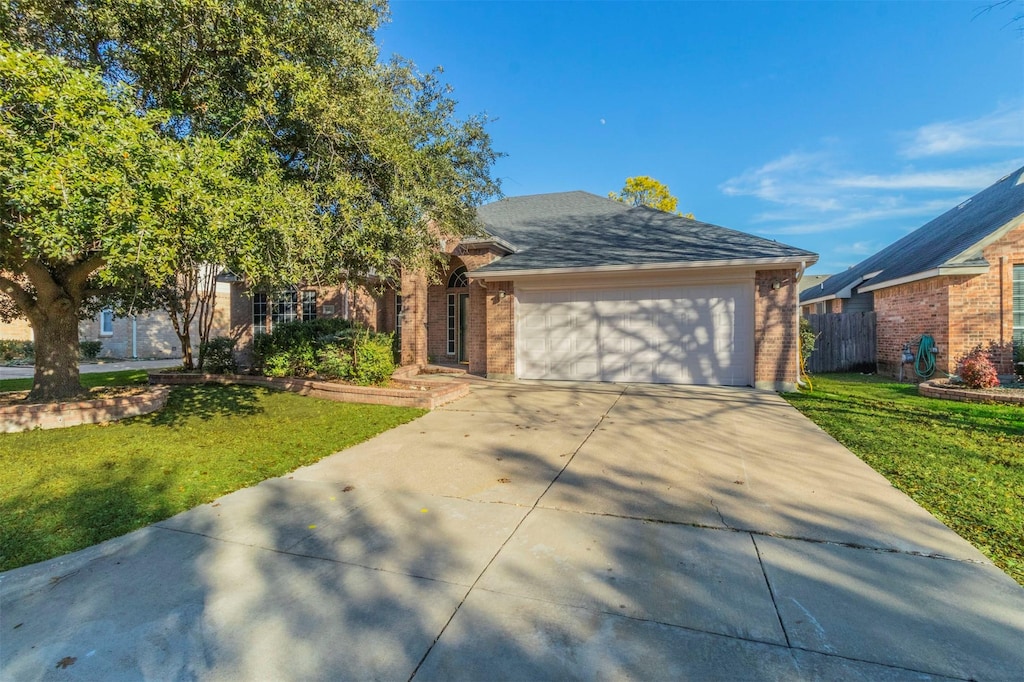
[0,359,181,381]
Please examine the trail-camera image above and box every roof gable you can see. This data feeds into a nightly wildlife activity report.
[802,165,1024,303]
[472,191,816,275]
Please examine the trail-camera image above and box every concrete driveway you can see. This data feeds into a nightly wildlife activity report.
[2,381,1022,680]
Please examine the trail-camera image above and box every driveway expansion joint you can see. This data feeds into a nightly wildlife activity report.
[527,506,991,565]
[751,534,792,648]
[409,386,630,680]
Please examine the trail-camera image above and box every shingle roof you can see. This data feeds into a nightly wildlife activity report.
[801,165,1024,304]
[470,191,816,275]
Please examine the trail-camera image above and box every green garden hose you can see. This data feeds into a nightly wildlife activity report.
[915,334,937,379]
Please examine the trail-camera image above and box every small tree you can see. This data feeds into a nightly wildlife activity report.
[609,176,693,218]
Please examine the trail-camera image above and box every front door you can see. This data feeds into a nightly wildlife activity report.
[457,293,469,363]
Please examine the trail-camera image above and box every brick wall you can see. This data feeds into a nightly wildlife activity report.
[399,268,428,367]
[230,281,369,366]
[753,269,798,390]
[873,278,956,377]
[426,265,453,363]
[347,282,381,331]
[947,223,1023,374]
[420,247,501,370]
[484,280,515,378]
[874,223,1023,378]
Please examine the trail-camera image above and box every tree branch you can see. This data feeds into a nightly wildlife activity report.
[0,273,37,317]
[66,254,107,292]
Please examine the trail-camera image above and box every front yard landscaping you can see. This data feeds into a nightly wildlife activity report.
[0,372,424,571]
[784,373,1024,586]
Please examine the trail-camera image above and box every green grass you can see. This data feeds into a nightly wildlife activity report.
[0,381,424,571]
[0,368,151,393]
[783,374,1024,585]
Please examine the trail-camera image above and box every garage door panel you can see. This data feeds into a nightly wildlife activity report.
[516,282,752,386]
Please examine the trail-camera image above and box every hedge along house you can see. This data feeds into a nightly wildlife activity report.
[800,165,1024,378]
[382,191,817,391]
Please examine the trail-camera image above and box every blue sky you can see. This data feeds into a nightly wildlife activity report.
[378,1,1024,274]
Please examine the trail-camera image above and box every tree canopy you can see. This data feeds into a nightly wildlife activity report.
[0,41,271,398]
[608,176,693,218]
[1,1,501,400]
[4,0,500,284]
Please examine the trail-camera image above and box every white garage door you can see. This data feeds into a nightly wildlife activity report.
[516,283,753,385]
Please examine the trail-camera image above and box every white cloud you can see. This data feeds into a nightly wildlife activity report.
[833,162,1021,190]
[722,140,1020,239]
[900,105,1024,158]
[838,240,880,256]
[753,199,958,236]
[720,151,843,211]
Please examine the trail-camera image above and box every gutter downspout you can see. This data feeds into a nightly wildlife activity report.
[131,315,138,359]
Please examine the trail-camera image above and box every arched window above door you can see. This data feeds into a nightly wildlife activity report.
[447,266,469,288]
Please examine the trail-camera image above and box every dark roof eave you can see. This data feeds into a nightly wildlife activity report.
[857,263,990,293]
[469,255,817,279]
[458,235,517,255]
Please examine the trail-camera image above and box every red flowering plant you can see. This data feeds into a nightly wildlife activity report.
[955,346,1000,389]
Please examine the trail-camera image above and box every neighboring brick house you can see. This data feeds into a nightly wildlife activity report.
[0,274,373,364]
[0,280,234,360]
[379,191,817,391]
[800,165,1024,378]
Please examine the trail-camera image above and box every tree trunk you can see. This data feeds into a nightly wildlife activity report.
[28,302,85,402]
[178,328,194,370]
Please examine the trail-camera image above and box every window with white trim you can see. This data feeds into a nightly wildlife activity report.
[447,294,456,355]
[1013,264,1023,347]
[272,291,298,325]
[253,293,268,335]
[395,293,403,348]
[301,290,317,320]
[99,309,114,336]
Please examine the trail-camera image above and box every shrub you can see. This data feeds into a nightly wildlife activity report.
[263,353,292,378]
[251,317,394,386]
[200,337,238,374]
[79,340,102,360]
[799,317,816,368]
[352,331,395,386]
[956,346,999,389]
[0,340,33,362]
[315,344,354,380]
[251,318,354,371]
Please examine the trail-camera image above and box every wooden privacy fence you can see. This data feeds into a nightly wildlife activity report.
[805,312,876,373]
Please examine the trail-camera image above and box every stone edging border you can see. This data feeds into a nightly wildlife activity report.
[918,379,1024,406]
[149,371,470,410]
[0,386,172,433]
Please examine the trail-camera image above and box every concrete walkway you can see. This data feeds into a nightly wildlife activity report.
[0,358,181,380]
[2,381,1022,680]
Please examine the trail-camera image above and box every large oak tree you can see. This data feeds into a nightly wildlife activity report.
[2,1,501,399]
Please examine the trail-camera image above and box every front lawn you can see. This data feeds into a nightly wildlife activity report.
[0,381,424,571]
[0,368,151,393]
[784,374,1024,585]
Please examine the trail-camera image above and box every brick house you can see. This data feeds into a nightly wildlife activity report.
[375,191,817,391]
[0,277,359,362]
[224,280,379,364]
[0,296,230,361]
[800,165,1024,378]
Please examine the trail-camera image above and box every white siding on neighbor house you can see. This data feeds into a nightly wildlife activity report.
[516,280,753,386]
